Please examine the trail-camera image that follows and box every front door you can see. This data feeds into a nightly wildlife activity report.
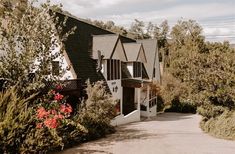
[123,87,135,115]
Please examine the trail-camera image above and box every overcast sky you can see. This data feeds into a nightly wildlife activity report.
[47,0,235,43]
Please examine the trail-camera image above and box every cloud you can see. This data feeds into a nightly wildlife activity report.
[47,0,235,43]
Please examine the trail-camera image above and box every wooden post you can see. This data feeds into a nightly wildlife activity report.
[147,85,150,119]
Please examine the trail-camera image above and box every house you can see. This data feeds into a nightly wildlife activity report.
[137,39,160,118]
[0,8,161,125]
[53,12,161,125]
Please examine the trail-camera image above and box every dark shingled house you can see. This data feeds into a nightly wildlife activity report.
[55,12,135,85]
[55,12,161,125]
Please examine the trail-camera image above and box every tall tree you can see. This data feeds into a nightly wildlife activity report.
[129,19,145,39]
[0,0,75,92]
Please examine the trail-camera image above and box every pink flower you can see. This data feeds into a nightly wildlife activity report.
[54,93,64,101]
[37,107,50,119]
[44,118,59,129]
[56,85,63,90]
[50,109,57,115]
[54,114,64,119]
[36,123,43,129]
[60,104,72,114]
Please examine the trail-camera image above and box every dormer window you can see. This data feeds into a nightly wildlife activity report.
[107,59,120,80]
[133,62,141,78]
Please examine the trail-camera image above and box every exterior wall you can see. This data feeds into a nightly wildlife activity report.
[102,59,123,114]
[111,110,140,126]
[141,105,157,117]
[149,105,157,117]
[112,39,127,61]
[153,45,161,82]
[52,45,77,80]
[134,87,140,109]
[107,79,123,113]
[160,62,164,77]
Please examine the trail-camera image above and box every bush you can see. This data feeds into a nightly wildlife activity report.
[158,73,195,113]
[200,110,235,140]
[156,96,165,112]
[0,81,117,153]
[0,87,36,153]
[165,98,197,113]
[78,81,116,140]
[0,86,87,153]
[20,121,87,153]
[197,103,226,120]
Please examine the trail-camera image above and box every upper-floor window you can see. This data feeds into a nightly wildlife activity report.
[133,62,141,78]
[107,59,120,80]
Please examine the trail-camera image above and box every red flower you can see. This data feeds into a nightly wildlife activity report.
[56,85,63,90]
[49,90,56,95]
[54,93,64,101]
[50,109,57,115]
[37,107,50,119]
[60,104,72,114]
[44,118,59,129]
[36,123,43,129]
[54,114,64,119]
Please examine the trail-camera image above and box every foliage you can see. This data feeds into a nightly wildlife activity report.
[200,110,235,140]
[34,88,73,129]
[0,86,36,153]
[165,99,197,113]
[0,85,88,153]
[78,80,116,140]
[0,0,75,93]
[167,19,235,139]
[160,73,188,105]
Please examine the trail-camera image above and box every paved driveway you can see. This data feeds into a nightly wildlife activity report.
[58,113,235,154]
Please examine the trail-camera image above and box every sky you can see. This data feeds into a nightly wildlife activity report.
[47,0,235,43]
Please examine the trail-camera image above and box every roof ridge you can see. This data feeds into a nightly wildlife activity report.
[92,34,119,37]
[54,10,136,41]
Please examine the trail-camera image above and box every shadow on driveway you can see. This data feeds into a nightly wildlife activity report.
[146,112,195,121]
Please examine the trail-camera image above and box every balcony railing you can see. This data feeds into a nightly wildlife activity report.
[43,79,83,97]
[140,96,157,111]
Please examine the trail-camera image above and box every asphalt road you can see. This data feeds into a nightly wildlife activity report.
[58,113,235,154]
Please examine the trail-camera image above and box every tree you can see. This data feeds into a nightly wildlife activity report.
[153,20,170,67]
[129,19,145,39]
[0,0,75,92]
[168,19,235,108]
[170,19,205,52]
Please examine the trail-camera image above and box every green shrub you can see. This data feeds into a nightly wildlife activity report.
[0,87,36,153]
[200,110,235,140]
[158,73,195,113]
[197,103,226,120]
[0,86,88,153]
[156,96,165,112]
[20,120,87,153]
[165,98,197,113]
[78,81,116,140]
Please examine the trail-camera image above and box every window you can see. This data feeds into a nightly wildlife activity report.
[153,68,156,78]
[107,59,120,80]
[133,62,141,78]
[52,61,60,75]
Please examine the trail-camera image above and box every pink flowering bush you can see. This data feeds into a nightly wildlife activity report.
[19,85,88,153]
[35,88,73,129]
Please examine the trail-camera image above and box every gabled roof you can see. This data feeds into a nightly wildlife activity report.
[137,39,158,80]
[92,34,127,61]
[123,43,147,63]
[55,11,135,87]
